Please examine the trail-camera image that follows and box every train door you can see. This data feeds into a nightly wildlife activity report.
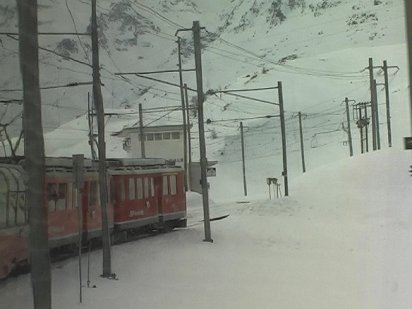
[46,175,77,248]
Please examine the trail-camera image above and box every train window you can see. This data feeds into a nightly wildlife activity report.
[56,183,67,210]
[171,132,180,139]
[144,178,149,198]
[150,178,155,197]
[47,183,57,212]
[136,178,143,199]
[72,188,78,208]
[170,175,177,195]
[16,192,26,225]
[162,176,168,195]
[0,192,6,228]
[128,178,135,200]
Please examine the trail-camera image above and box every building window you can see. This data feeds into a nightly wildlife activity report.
[171,132,180,139]
[154,133,162,141]
[146,133,154,141]
[163,132,171,140]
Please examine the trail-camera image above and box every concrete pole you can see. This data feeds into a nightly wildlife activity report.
[368,58,377,150]
[278,81,288,196]
[92,0,112,277]
[184,84,192,191]
[17,1,51,307]
[177,37,188,191]
[193,21,212,242]
[139,103,145,158]
[345,98,354,157]
[382,60,392,147]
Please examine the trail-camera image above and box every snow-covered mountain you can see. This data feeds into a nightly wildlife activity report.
[0,0,409,199]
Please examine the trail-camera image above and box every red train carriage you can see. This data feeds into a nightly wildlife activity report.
[108,158,186,235]
[0,157,187,279]
[45,158,113,248]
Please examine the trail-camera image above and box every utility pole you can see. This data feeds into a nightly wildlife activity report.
[193,21,212,242]
[88,92,97,160]
[357,105,364,154]
[184,84,192,191]
[177,37,188,191]
[373,79,381,150]
[139,103,145,158]
[382,60,394,147]
[91,0,112,278]
[240,122,247,196]
[345,98,353,157]
[17,0,51,308]
[364,103,369,152]
[73,154,84,304]
[298,112,306,172]
[278,81,288,197]
[368,58,378,151]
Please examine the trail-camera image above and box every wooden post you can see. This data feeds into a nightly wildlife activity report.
[358,105,364,154]
[17,1,51,308]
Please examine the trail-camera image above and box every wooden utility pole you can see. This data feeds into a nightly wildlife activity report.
[91,0,112,277]
[345,98,353,157]
[278,81,288,196]
[193,21,212,242]
[17,1,51,308]
[139,103,145,158]
[184,84,192,191]
[177,37,188,191]
[240,122,247,196]
[298,112,306,172]
[382,60,393,147]
[88,92,97,160]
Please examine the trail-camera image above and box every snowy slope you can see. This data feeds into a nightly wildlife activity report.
[1,148,411,308]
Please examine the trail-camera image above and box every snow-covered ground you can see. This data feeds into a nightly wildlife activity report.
[1,148,411,308]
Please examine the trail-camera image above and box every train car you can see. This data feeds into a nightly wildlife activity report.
[0,157,187,279]
[45,158,114,249]
[108,158,186,238]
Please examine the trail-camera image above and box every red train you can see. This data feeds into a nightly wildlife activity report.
[0,157,186,279]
